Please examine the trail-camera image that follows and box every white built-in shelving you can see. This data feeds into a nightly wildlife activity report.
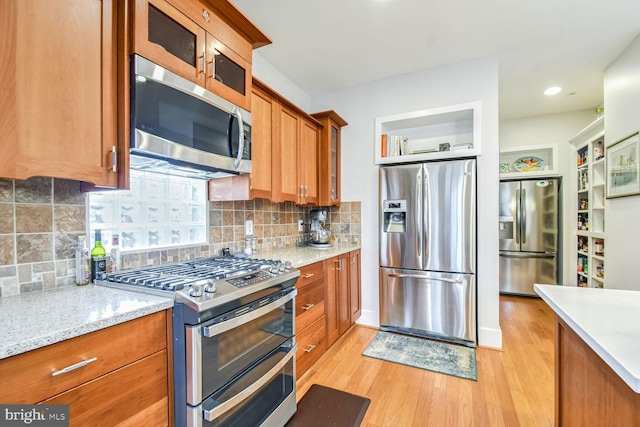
[570,116,605,288]
[499,144,560,178]
[374,101,482,164]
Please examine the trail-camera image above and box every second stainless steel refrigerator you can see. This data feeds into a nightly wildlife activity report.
[499,178,560,296]
[379,158,476,346]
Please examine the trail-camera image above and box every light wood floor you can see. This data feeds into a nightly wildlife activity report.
[296,295,555,427]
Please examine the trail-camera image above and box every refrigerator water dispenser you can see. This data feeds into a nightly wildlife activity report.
[382,200,407,233]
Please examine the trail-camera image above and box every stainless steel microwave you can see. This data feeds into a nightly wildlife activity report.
[130,54,251,179]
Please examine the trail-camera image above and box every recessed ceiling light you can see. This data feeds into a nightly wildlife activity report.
[544,87,562,96]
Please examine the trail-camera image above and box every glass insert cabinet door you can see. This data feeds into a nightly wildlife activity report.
[133,0,252,110]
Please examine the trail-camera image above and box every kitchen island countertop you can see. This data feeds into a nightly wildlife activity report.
[534,284,640,393]
[0,285,173,360]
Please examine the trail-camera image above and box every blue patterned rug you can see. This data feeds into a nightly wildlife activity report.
[362,331,477,381]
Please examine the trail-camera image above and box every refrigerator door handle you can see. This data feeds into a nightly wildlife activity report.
[416,169,422,258]
[388,273,463,284]
[499,252,556,259]
[515,189,521,244]
[521,188,527,244]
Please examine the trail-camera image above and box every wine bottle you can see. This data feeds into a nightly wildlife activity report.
[75,235,90,286]
[91,230,107,282]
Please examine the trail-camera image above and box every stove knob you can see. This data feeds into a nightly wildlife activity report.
[278,262,286,273]
[204,280,217,294]
[189,284,203,297]
[284,261,292,271]
[269,264,279,275]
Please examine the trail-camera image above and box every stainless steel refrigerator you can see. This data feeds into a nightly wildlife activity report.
[499,178,560,296]
[379,158,476,346]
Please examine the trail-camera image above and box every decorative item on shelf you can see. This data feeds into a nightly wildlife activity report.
[594,140,604,161]
[410,148,437,155]
[439,143,450,152]
[513,156,545,172]
[606,132,640,198]
[499,162,511,173]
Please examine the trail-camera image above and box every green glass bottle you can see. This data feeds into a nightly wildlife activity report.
[91,230,107,282]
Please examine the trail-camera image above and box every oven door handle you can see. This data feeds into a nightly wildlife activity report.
[202,346,296,422]
[202,289,297,337]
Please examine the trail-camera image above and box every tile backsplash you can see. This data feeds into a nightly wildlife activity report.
[0,177,361,297]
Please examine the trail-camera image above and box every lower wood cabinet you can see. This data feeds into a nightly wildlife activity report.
[0,310,172,426]
[295,249,362,379]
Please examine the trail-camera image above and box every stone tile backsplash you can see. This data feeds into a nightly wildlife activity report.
[0,177,361,297]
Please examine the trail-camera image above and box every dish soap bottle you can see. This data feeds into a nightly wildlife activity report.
[110,234,121,273]
[91,230,107,282]
[75,235,90,286]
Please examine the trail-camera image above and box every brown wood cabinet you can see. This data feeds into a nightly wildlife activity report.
[311,111,348,206]
[349,249,362,322]
[209,79,322,205]
[555,316,640,426]
[0,0,120,187]
[295,261,327,379]
[132,0,270,112]
[298,117,320,205]
[0,311,172,426]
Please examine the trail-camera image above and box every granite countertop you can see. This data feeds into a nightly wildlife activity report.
[534,284,640,393]
[0,243,359,361]
[251,242,361,268]
[0,285,173,360]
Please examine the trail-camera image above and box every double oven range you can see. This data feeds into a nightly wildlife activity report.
[99,256,300,427]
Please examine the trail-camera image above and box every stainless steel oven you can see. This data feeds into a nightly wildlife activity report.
[98,256,300,427]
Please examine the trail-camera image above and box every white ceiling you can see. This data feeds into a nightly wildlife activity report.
[231,0,640,120]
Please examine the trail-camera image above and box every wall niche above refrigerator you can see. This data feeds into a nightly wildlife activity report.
[374,101,482,164]
[499,144,559,178]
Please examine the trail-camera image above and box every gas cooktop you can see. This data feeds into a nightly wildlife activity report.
[98,256,299,312]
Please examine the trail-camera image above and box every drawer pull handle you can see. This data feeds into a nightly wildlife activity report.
[51,357,98,377]
[302,303,315,311]
[303,273,314,279]
[304,344,316,353]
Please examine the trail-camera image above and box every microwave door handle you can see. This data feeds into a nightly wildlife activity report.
[232,107,245,170]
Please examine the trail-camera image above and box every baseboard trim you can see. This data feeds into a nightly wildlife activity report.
[478,326,502,349]
[355,309,379,328]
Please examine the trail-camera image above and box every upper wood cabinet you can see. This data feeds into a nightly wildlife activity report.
[311,111,348,206]
[209,79,323,205]
[132,0,270,112]
[0,0,120,187]
[298,118,319,205]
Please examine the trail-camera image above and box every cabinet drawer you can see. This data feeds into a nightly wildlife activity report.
[296,261,324,289]
[296,315,327,379]
[295,279,325,333]
[0,310,168,404]
[42,351,168,427]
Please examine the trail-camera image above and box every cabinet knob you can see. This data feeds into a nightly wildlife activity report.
[202,9,210,22]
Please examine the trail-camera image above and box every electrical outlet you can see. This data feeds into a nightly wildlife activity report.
[245,220,254,236]
[298,220,304,232]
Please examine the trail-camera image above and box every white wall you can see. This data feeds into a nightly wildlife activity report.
[252,51,312,111]
[500,110,596,286]
[311,56,502,348]
[603,34,640,290]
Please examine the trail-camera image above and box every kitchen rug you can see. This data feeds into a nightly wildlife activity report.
[362,331,477,381]
[285,384,370,427]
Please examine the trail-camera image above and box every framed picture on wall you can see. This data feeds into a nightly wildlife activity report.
[606,132,640,198]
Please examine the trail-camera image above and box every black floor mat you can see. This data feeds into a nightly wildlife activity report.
[285,384,371,427]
